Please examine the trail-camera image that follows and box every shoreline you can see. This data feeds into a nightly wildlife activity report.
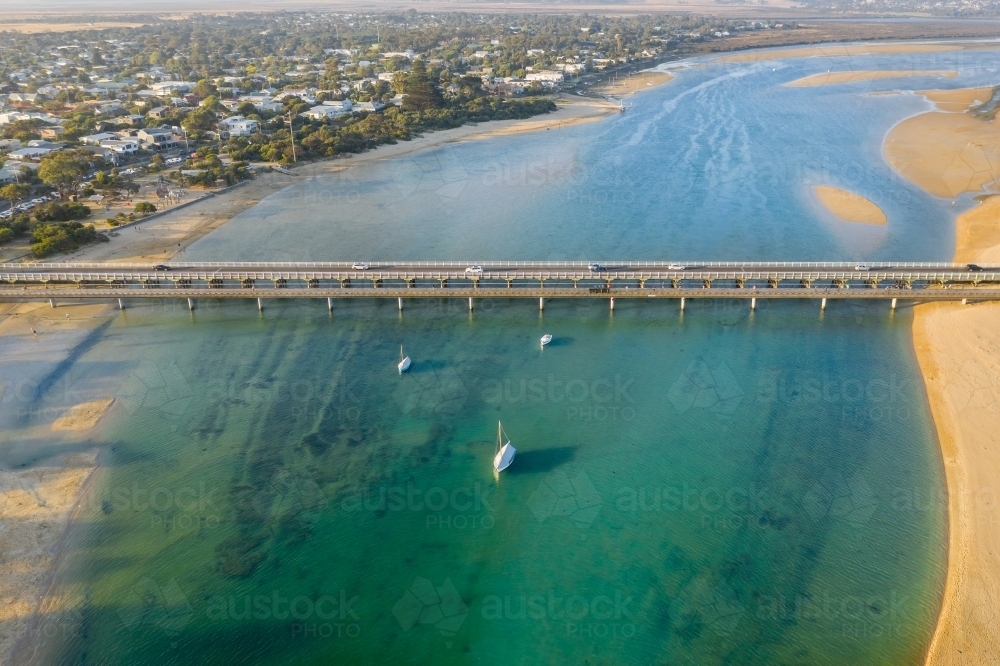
[880,86,1000,665]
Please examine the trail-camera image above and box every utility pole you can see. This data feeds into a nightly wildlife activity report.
[287,113,297,163]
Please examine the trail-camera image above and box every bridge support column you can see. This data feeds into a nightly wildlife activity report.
[539,297,544,311]
[680,297,685,311]
[469,297,474,311]
[610,297,614,311]
[891,298,897,310]
[49,298,56,308]
[962,298,967,305]
[821,297,826,311]
[751,297,756,310]
[398,297,403,311]
[187,298,194,311]
[327,298,333,311]
[118,299,124,310]
[257,298,263,311]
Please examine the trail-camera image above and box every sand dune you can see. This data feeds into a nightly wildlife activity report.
[787,70,956,87]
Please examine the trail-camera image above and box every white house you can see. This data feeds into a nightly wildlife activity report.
[137,128,178,151]
[149,81,195,95]
[300,104,350,120]
[100,139,139,156]
[218,116,259,137]
[526,71,565,83]
[80,132,120,146]
[351,101,385,113]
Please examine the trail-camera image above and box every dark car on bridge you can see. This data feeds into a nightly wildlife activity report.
[967,264,985,272]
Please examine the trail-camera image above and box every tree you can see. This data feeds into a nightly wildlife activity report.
[134,202,157,214]
[402,59,443,112]
[182,106,218,134]
[37,150,106,198]
[0,183,29,208]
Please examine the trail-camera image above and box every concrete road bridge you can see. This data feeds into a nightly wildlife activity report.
[1,261,997,312]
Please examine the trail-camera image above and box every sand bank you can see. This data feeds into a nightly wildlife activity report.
[716,43,963,63]
[589,70,674,98]
[914,196,1000,666]
[51,398,114,432]
[787,70,956,88]
[0,451,98,665]
[883,88,1000,199]
[917,87,995,112]
[813,185,887,225]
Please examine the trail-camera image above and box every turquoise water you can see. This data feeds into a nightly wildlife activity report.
[15,44,1000,664]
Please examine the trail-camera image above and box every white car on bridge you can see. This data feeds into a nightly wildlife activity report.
[465,265,484,275]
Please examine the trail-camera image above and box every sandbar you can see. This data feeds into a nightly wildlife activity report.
[813,185,887,225]
[0,451,98,664]
[716,43,962,63]
[883,103,999,199]
[51,398,114,431]
[787,70,956,87]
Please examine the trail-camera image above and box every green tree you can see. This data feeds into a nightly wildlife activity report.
[134,202,157,214]
[182,106,219,134]
[402,59,443,112]
[0,183,30,208]
[37,150,106,198]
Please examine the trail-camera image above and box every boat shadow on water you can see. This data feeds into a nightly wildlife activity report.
[542,336,573,348]
[505,446,576,474]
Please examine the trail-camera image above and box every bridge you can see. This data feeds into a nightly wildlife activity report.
[1,261,998,312]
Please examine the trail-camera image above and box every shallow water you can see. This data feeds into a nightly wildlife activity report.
[15,44,1000,664]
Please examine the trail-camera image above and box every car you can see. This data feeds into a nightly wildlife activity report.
[667,264,686,271]
[854,263,871,271]
[967,263,985,272]
[352,262,371,270]
[465,265,484,275]
[152,264,171,271]
[18,203,34,211]
[588,263,606,272]
[31,198,45,204]
[0,211,12,219]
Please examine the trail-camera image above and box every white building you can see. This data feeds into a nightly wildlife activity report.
[525,71,565,83]
[100,139,139,156]
[300,104,351,120]
[218,116,259,137]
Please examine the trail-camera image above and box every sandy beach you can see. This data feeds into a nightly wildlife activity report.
[715,43,964,63]
[882,87,1000,665]
[812,185,887,225]
[786,70,957,87]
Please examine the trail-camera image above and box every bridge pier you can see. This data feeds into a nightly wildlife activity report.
[398,297,403,311]
[891,297,897,310]
[751,297,756,311]
[49,298,56,308]
[187,298,194,311]
[469,297,473,311]
[680,297,685,311]
[118,298,124,310]
[539,297,544,311]
[610,297,614,311]
[962,298,967,305]
[327,298,333,311]
[257,298,263,311]
[821,297,826,311]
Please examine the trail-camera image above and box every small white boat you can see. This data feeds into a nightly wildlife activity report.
[540,334,553,347]
[493,421,516,473]
[398,345,411,374]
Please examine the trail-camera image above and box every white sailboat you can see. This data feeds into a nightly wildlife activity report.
[493,421,516,473]
[540,334,553,347]
[398,345,411,374]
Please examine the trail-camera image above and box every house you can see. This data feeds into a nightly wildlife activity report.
[351,101,385,113]
[79,145,117,164]
[8,93,40,104]
[7,144,62,160]
[39,127,66,139]
[80,132,120,146]
[525,71,565,83]
[321,100,352,113]
[0,167,20,183]
[300,104,350,120]
[149,81,195,95]
[147,107,169,120]
[377,72,397,83]
[100,139,139,157]
[352,78,376,92]
[218,116,259,137]
[137,128,178,151]
[0,139,22,153]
